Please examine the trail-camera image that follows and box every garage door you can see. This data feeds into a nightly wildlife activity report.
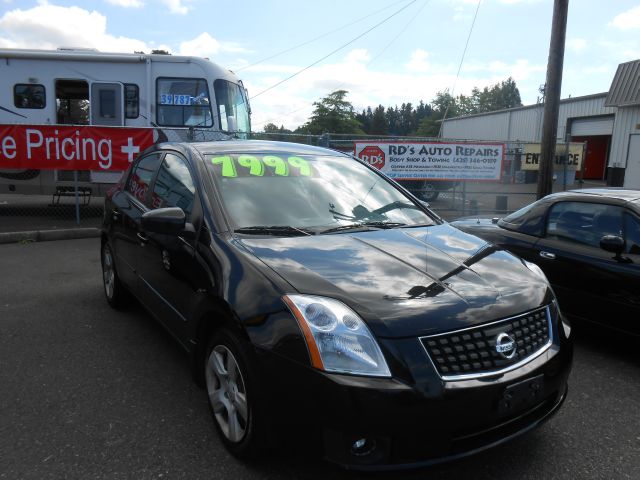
[571,116,614,136]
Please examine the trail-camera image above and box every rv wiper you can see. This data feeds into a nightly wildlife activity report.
[234,225,313,236]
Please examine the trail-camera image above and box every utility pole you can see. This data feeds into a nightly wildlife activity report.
[537,0,569,199]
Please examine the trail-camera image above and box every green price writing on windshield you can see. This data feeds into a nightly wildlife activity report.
[210,155,312,177]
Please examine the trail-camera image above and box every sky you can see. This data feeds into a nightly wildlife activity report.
[1,0,639,131]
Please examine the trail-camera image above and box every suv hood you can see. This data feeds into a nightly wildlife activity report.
[239,224,551,338]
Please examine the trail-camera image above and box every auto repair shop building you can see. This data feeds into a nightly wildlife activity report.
[440,59,640,189]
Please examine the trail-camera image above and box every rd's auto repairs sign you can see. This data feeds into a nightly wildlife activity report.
[355,142,504,181]
[0,125,156,171]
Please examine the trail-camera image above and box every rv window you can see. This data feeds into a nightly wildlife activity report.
[156,78,212,128]
[56,80,89,125]
[100,90,116,118]
[214,80,250,133]
[14,84,46,109]
[125,84,139,119]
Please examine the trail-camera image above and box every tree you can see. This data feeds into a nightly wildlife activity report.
[262,123,280,133]
[371,105,388,135]
[431,91,459,119]
[298,90,364,135]
[151,49,171,55]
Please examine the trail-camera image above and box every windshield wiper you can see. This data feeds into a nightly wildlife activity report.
[234,225,313,236]
[319,221,407,234]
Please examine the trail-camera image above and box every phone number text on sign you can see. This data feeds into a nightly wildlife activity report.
[355,142,505,181]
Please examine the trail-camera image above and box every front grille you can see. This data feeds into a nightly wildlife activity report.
[420,305,553,380]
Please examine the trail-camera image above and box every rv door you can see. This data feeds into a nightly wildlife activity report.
[90,83,125,184]
[91,82,124,126]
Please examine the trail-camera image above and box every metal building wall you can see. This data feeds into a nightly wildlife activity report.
[558,95,616,139]
[441,93,615,142]
[442,110,510,140]
[609,106,640,168]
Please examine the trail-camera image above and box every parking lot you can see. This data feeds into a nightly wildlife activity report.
[1,238,639,479]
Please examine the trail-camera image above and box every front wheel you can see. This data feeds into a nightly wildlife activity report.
[101,241,131,309]
[205,329,266,459]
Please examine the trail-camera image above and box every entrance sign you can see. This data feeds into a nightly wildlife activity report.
[354,141,504,181]
[521,143,584,171]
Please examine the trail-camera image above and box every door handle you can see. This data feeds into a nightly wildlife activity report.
[539,251,556,260]
[137,232,149,244]
[111,209,121,221]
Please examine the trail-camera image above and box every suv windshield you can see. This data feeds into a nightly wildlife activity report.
[206,153,435,233]
[214,80,250,133]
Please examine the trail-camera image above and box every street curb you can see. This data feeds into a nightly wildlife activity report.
[0,228,101,244]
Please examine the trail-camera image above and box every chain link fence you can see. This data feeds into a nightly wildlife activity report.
[250,132,593,220]
[0,129,594,234]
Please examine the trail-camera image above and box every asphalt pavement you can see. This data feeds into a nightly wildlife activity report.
[1,238,639,479]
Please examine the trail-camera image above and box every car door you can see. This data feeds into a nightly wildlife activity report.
[135,151,209,346]
[109,152,163,289]
[532,201,639,333]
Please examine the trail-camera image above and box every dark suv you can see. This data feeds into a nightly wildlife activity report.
[101,140,572,469]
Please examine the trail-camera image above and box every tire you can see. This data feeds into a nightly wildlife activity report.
[204,328,266,460]
[101,241,131,309]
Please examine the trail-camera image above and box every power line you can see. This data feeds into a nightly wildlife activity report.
[438,0,482,137]
[249,0,418,101]
[252,0,430,129]
[236,0,414,73]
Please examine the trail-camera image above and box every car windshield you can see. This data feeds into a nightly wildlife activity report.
[205,152,435,233]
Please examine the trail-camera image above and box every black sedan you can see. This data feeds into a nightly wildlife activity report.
[453,189,640,336]
[101,140,572,469]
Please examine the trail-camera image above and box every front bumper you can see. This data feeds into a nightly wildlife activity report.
[254,328,572,470]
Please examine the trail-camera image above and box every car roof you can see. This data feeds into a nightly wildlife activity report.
[547,188,640,205]
[155,140,351,158]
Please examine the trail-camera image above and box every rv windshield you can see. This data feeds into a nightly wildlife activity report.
[156,77,213,128]
[214,80,250,133]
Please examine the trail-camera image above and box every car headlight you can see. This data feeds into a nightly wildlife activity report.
[523,259,549,283]
[283,295,391,377]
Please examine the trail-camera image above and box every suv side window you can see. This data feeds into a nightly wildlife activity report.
[546,201,623,247]
[151,153,196,216]
[126,153,162,203]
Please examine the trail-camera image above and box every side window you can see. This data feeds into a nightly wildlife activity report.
[124,84,139,119]
[625,213,640,255]
[546,202,622,247]
[14,84,46,109]
[156,77,212,127]
[126,153,162,203]
[151,153,196,215]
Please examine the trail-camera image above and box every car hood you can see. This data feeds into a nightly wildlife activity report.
[238,224,551,338]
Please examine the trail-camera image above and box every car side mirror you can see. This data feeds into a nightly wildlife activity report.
[600,234,625,256]
[141,207,186,234]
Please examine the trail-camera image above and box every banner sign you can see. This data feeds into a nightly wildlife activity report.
[0,125,156,171]
[521,143,584,171]
[354,141,504,181]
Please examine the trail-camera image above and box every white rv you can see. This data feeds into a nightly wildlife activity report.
[0,48,251,195]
